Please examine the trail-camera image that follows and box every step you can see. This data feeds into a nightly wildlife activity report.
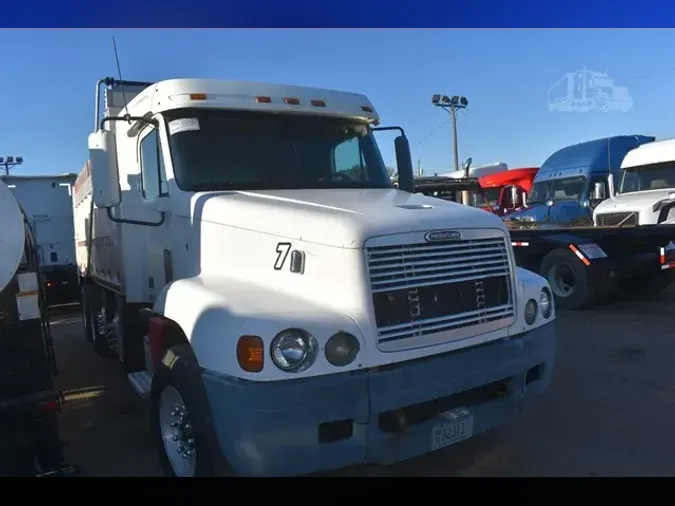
[127,371,153,399]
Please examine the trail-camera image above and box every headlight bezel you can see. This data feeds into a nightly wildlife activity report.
[540,287,553,319]
[524,298,538,325]
[270,328,318,373]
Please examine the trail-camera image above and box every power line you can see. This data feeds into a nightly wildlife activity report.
[384,118,451,167]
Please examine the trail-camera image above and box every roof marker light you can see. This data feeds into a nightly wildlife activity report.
[284,97,300,105]
[189,93,207,100]
[256,96,272,103]
[310,100,326,107]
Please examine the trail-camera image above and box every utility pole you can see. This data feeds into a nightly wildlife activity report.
[0,156,23,176]
[431,94,469,203]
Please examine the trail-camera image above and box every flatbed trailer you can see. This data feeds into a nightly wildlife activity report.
[507,222,675,309]
[415,177,675,310]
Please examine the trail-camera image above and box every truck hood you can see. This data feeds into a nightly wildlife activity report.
[595,189,675,214]
[190,188,507,248]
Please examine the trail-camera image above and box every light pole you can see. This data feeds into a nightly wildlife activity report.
[432,94,470,203]
[0,156,23,176]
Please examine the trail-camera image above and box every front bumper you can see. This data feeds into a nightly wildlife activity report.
[202,322,556,477]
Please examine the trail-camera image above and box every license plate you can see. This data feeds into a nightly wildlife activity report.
[431,408,474,451]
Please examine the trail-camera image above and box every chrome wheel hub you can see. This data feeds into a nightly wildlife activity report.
[159,386,197,477]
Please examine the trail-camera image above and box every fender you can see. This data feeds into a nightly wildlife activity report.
[152,276,366,382]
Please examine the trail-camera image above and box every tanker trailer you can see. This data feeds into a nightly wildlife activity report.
[0,179,75,476]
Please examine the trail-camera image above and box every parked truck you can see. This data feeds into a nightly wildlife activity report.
[415,175,675,310]
[0,179,74,477]
[1,174,80,306]
[508,135,655,225]
[76,76,556,477]
[593,137,675,226]
[477,167,539,216]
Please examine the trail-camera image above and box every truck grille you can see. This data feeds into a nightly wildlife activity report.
[366,233,515,351]
[596,212,638,226]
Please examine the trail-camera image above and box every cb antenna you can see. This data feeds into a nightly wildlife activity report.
[112,36,132,123]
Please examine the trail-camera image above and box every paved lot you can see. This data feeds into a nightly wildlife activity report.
[51,289,675,477]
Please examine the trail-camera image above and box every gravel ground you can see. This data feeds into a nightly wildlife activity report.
[51,288,675,477]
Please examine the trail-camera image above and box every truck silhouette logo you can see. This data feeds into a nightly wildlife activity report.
[547,67,633,113]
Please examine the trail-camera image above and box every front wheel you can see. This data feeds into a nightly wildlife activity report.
[151,344,230,477]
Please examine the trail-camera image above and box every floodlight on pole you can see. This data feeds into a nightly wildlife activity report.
[432,93,470,203]
[2,155,23,175]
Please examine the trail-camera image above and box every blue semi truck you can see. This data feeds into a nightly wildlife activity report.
[507,135,655,225]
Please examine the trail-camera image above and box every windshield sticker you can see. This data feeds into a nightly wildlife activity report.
[169,118,200,135]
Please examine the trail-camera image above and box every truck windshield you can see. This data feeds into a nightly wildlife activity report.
[528,176,587,204]
[163,108,391,191]
[471,188,501,208]
[620,161,675,193]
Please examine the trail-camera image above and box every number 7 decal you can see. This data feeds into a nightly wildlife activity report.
[274,242,292,270]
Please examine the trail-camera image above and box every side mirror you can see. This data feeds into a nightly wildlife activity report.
[463,157,472,176]
[521,193,527,207]
[607,173,616,200]
[510,186,518,204]
[394,135,414,192]
[88,130,121,208]
[591,181,606,201]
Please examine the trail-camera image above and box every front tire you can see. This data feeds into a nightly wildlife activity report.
[151,344,230,477]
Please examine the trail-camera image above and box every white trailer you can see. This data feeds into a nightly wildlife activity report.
[76,77,556,477]
[1,174,79,306]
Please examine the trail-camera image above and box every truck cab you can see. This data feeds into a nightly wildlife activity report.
[593,138,675,226]
[478,167,539,216]
[508,135,655,225]
[78,77,556,477]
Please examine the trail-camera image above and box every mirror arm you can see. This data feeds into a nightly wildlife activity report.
[106,207,166,227]
[100,115,156,132]
[370,126,405,136]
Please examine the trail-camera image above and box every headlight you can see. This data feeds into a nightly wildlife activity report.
[270,329,318,373]
[325,332,360,367]
[540,288,553,319]
[524,299,538,325]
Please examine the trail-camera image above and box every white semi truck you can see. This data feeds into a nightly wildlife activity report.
[75,77,556,477]
[594,138,675,226]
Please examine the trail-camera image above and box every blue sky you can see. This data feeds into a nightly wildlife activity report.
[1,29,675,176]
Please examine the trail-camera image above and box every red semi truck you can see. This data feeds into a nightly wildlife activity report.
[476,167,539,216]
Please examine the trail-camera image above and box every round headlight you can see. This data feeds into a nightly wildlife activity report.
[540,288,553,319]
[325,332,360,367]
[270,329,318,372]
[524,299,538,325]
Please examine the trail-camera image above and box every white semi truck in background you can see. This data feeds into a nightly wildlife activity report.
[0,179,73,476]
[76,76,556,477]
[1,174,80,306]
[594,138,675,226]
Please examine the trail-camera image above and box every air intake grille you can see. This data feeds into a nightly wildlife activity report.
[367,235,515,350]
